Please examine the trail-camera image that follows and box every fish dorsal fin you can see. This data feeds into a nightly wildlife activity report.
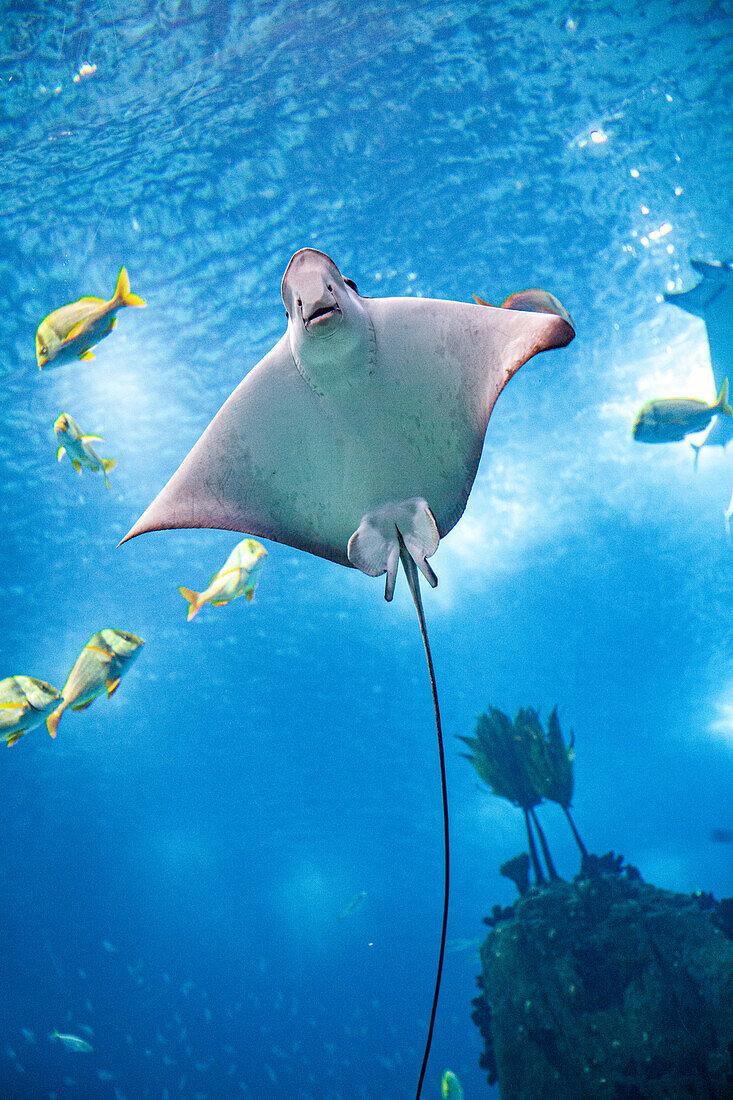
[78,296,106,304]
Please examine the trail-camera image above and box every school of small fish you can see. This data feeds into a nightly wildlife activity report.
[5,935,430,1096]
[6,268,267,749]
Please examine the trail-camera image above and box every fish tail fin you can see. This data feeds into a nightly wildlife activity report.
[179,586,202,621]
[114,266,146,308]
[46,707,63,738]
[715,377,733,418]
[101,458,116,489]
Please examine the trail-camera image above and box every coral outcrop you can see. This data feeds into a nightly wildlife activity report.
[472,858,733,1098]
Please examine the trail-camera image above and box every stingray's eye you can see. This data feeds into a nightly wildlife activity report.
[297,298,302,307]
[285,310,289,319]
[344,277,359,294]
[327,284,332,291]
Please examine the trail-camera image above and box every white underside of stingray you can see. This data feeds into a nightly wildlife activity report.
[122,249,574,598]
[664,259,733,452]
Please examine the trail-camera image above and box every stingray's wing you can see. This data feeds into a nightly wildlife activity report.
[665,261,733,448]
[122,335,356,565]
[362,295,574,535]
[122,297,573,565]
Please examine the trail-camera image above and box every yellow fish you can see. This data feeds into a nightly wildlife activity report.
[0,675,61,746]
[54,413,117,489]
[36,266,146,369]
[179,538,267,621]
[46,628,144,738]
[441,1070,464,1099]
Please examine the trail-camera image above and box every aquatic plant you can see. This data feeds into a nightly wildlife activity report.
[457,707,549,884]
[511,708,561,880]
[459,704,592,884]
[500,853,530,897]
[521,705,588,861]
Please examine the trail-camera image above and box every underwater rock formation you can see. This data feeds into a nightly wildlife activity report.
[472,858,733,1098]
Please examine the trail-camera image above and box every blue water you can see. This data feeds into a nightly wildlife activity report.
[1,1,732,1097]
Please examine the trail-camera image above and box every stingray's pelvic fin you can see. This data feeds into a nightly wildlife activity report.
[347,497,439,602]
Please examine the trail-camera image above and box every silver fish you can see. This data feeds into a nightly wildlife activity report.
[50,1030,93,1053]
[632,379,732,443]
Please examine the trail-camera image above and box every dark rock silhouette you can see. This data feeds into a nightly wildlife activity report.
[473,857,733,1098]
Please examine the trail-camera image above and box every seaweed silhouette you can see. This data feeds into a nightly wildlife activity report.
[458,705,588,883]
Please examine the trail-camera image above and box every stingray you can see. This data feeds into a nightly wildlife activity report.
[122,248,574,1097]
[664,259,733,457]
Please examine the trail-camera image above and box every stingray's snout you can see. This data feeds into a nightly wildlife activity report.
[297,277,342,337]
[282,248,345,336]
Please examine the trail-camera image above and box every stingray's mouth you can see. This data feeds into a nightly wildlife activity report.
[304,303,341,332]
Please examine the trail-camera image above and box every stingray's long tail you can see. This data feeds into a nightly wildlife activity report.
[397,534,449,1100]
